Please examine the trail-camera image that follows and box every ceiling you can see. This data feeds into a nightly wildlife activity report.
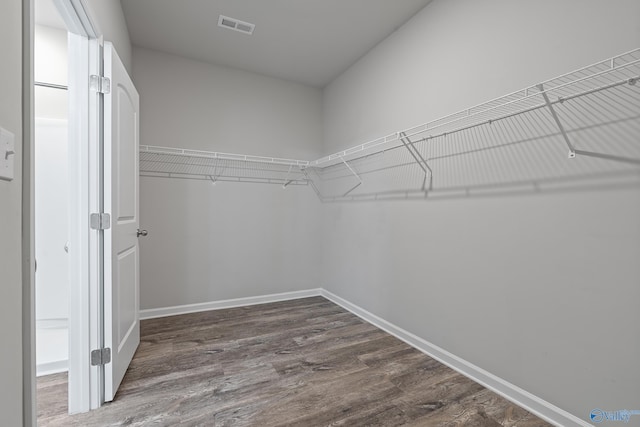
[120,0,433,88]
[35,0,433,87]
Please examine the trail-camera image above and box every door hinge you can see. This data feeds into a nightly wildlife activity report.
[91,348,111,366]
[90,75,111,94]
[90,213,111,230]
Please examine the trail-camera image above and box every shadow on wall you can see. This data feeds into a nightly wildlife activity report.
[306,51,640,203]
[138,50,640,202]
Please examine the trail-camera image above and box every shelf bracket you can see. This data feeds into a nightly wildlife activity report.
[283,165,309,189]
[282,165,294,188]
[340,157,362,197]
[210,157,228,184]
[300,167,324,200]
[399,132,433,192]
[538,84,576,159]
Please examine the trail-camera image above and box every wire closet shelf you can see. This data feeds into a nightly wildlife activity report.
[140,48,640,201]
[139,146,310,186]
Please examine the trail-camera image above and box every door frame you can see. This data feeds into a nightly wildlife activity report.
[56,0,105,413]
[22,0,35,423]
[66,32,103,413]
[25,0,107,418]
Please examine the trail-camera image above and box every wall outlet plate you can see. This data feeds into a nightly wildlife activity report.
[0,127,16,181]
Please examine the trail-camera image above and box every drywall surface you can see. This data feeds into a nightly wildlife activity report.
[35,118,69,321]
[134,47,324,309]
[35,25,69,321]
[84,0,132,73]
[34,117,69,322]
[34,25,67,85]
[0,0,24,424]
[322,0,640,423]
[34,25,68,120]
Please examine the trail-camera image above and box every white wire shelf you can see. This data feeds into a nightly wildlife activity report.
[310,48,640,168]
[140,48,640,201]
[140,145,309,186]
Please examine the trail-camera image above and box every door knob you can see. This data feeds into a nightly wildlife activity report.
[137,229,148,237]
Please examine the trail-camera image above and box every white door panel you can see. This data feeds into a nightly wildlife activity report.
[103,42,140,401]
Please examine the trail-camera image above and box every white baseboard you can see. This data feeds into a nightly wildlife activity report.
[37,359,68,377]
[139,288,589,427]
[140,289,323,320]
[319,289,592,427]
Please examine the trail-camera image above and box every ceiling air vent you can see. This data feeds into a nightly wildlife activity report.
[218,15,255,35]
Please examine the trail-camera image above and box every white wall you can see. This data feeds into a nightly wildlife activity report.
[84,0,132,74]
[133,47,324,310]
[322,0,640,423]
[34,25,67,121]
[35,118,69,321]
[0,0,25,424]
[324,0,640,150]
[35,25,69,321]
[34,25,67,85]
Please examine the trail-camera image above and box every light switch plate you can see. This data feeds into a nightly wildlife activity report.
[0,127,16,181]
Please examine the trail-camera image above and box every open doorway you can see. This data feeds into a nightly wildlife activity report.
[34,8,71,424]
[34,23,70,380]
[33,0,142,420]
[34,0,97,418]
[33,1,77,421]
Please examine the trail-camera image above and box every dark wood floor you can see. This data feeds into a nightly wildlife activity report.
[38,297,551,426]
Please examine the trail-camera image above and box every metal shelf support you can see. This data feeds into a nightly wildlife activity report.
[538,83,576,159]
[282,165,294,188]
[340,157,363,197]
[283,166,308,188]
[399,132,433,192]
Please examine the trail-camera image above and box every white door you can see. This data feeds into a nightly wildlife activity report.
[103,42,140,401]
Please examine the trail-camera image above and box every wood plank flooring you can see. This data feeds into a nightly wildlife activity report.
[37,297,552,426]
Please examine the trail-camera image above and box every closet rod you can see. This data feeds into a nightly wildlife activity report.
[35,81,68,90]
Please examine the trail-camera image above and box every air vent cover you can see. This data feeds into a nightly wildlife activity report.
[218,15,255,35]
